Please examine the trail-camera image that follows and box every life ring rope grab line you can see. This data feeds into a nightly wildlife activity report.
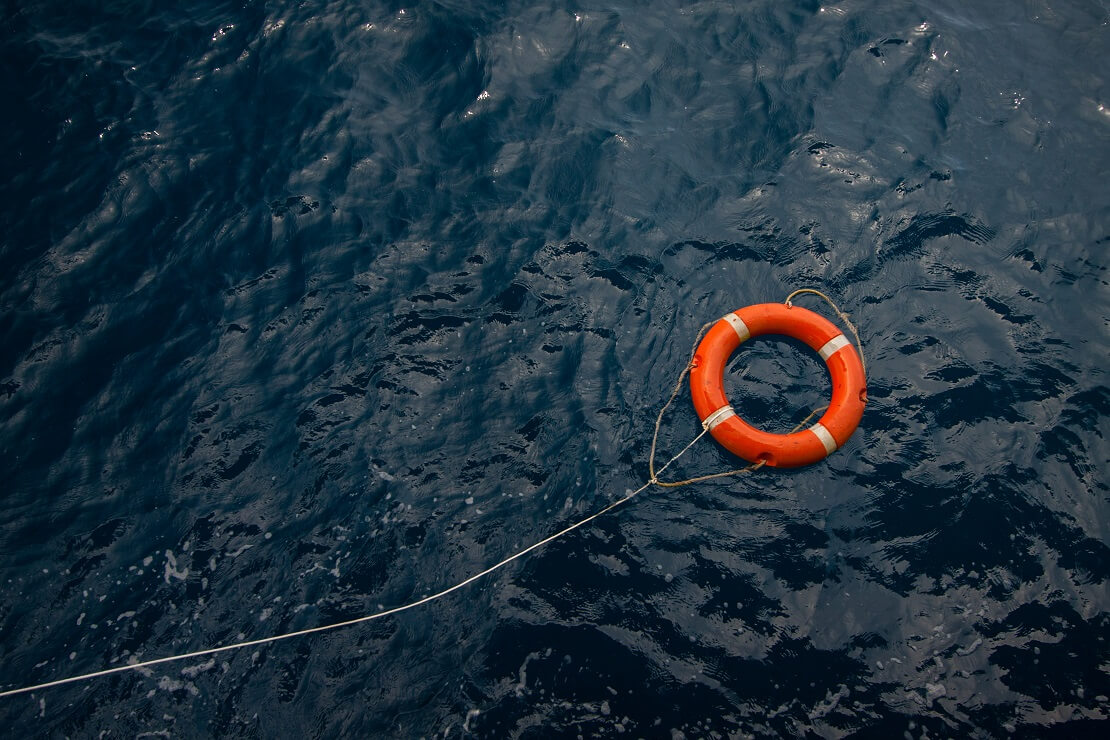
[0,289,863,700]
[650,288,867,481]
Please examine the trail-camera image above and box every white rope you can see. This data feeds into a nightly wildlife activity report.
[2,289,861,699]
[0,433,702,699]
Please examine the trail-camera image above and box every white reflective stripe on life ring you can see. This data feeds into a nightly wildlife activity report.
[722,313,751,342]
[702,404,736,431]
[809,422,838,455]
[818,334,850,361]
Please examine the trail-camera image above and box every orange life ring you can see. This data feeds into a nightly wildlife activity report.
[689,303,867,468]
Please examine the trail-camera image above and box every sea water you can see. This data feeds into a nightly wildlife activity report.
[1,0,1107,736]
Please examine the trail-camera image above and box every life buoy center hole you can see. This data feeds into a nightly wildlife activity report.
[724,336,831,433]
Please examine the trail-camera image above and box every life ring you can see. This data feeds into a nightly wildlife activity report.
[688,303,867,468]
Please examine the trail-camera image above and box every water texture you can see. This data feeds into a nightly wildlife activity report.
[1,0,1108,736]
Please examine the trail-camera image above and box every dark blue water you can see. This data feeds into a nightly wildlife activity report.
[2,0,1108,736]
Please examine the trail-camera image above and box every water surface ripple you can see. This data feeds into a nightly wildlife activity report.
[1,0,1107,736]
